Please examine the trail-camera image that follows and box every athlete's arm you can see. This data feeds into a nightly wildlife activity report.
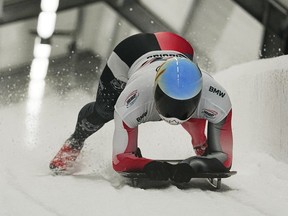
[206,109,233,169]
[112,111,152,172]
[181,118,208,156]
[181,110,233,172]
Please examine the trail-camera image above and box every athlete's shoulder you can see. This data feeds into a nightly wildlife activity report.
[114,72,157,127]
[194,71,231,123]
[202,72,230,99]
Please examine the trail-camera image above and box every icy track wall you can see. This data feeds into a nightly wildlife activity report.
[215,55,288,162]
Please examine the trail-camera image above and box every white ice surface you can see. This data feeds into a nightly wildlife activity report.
[1,56,288,216]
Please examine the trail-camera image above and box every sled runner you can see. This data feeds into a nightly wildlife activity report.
[120,160,236,190]
[121,170,236,190]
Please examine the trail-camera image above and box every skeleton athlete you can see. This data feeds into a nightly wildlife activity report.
[50,32,233,183]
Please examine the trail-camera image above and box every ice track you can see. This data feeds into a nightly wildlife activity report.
[1,56,288,216]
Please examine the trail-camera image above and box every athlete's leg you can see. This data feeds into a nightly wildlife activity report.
[70,65,126,146]
[49,66,125,172]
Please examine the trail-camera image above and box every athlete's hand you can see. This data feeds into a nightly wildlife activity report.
[143,161,172,181]
[170,163,195,183]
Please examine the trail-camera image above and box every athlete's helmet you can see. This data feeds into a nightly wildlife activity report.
[154,57,202,125]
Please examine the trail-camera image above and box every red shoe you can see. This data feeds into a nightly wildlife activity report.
[49,138,83,174]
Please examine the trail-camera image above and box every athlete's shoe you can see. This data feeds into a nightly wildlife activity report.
[49,138,83,174]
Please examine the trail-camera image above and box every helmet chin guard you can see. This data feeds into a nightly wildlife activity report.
[159,114,188,125]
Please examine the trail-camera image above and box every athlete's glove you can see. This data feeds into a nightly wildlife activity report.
[170,163,195,183]
[194,142,208,156]
[143,161,172,181]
